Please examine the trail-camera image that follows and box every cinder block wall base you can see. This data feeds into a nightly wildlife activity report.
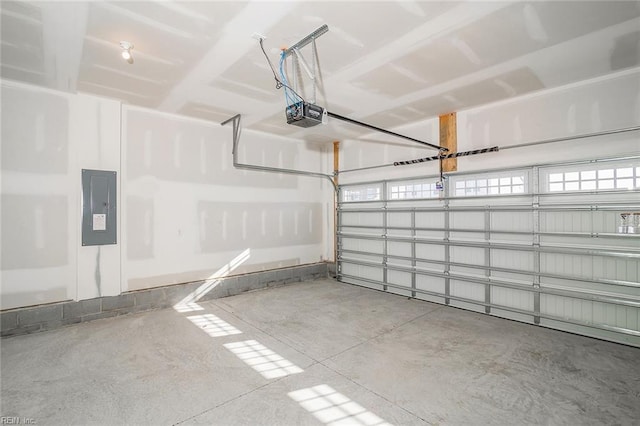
[1,262,328,337]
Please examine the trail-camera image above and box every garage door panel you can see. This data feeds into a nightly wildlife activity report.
[449,299,485,313]
[541,253,639,283]
[387,270,413,297]
[540,294,639,332]
[492,211,532,232]
[338,157,640,347]
[415,211,445,228]
[450,231,484,241]
[492,249,534,271]
[491,270,533,284]
[451,211,484,230]
[388,241,411,257]
[449,264,484,276]
[490,308,535,324]
[341,238,384,255]
[388,229,413,239]
[340,211,383,227]
[450,246,484,265]
[541,276,639,297]
[450,280,484,302]
[416,244,445,262]
[341,262,382,283]
[541,253,592,278]
[492,286,533,311]
[387,212,411,227]
[415,230,445,239]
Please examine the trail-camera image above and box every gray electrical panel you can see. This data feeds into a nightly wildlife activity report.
[82,169,117,246]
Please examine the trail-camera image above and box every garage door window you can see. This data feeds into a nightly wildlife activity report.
[389,181,440,199]
[547,165,639,192]
[452,173,527,196]
[342,185,382,202]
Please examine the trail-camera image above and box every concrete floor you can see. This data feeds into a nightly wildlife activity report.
[1,279,639,426]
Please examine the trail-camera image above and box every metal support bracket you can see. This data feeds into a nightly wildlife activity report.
[411,209,417,298]
[443,182,451,305]
[293,48,315,81]
[532,166,541,324]
[484,206,492,314]
[382,181,389,292]
[292,47,317,103]
[283,25,329,58]
[283,25,328,105]
[221,114,337,191]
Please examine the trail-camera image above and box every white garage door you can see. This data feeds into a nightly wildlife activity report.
[337,156,640,347]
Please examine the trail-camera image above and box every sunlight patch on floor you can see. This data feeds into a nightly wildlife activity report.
[288,384,392,426]
[223,340,304,379]
[187,314,243,337]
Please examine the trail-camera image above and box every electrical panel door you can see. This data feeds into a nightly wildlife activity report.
[82,169,117,246]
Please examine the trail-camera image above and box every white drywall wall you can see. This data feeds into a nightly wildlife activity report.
[121,106,332,291]
[340,68,640,184]
[1,81,333,310]
[1,82,76,309]
[1,81,121,309]
[71,94,122,301]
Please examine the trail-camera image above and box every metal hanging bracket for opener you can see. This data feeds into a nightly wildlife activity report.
[276,24,444,151]
[283,25,328,105]
[292,47,316,103]
[282,25,329,58]
[221,114,337,191]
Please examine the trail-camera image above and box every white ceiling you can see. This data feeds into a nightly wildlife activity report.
[2,1,639,142]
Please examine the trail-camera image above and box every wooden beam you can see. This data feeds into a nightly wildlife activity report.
[333,141,340,185]
[439,112,457,172]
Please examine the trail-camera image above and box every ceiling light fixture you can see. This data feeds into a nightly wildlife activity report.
[120,41,134,64]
